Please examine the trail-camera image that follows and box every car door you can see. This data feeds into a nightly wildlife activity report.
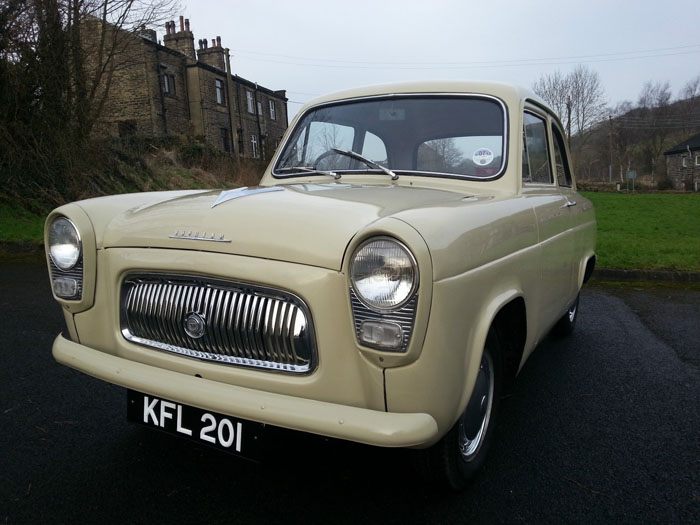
[521,110,575,333]
[549,120,581,302]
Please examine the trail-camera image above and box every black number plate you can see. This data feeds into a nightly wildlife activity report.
[127,390,263,460]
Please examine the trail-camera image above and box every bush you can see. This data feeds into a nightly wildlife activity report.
[177,138,219,168]
[657,177,675,191]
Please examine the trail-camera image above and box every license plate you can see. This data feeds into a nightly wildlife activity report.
[127,390,263,460]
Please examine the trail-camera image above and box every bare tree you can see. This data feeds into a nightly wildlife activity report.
[680,74,700,100]
[532,65,606,163]
[532,70,570,132]
[568,65,607,140]
[636,80,673,182]
[0,0,180,204]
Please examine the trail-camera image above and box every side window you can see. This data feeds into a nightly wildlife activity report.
[522,112,552,184]
[551,125,572,187]
[361,131,388,166]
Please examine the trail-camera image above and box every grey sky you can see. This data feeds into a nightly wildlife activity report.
[179,0,700,121]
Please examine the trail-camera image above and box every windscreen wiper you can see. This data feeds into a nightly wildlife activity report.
[276,166,341,179]
[331,148,398,180]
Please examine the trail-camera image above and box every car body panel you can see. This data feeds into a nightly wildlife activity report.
[45,80,596,452]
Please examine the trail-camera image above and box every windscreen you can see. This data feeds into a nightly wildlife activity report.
[274,95,506,179]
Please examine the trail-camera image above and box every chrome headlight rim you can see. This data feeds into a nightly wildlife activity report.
[48,216,82,271]
[349,236,419,312]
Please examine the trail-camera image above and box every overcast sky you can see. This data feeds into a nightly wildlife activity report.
[178,0,700,122]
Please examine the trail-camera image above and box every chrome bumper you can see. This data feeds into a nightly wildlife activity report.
[52,334,438,448]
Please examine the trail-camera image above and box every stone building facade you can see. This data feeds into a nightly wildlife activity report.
[664,132,700,191]
[99,16,288,159]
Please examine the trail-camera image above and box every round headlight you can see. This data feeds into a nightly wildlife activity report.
[49,217,81,270]
[350,238,418,310]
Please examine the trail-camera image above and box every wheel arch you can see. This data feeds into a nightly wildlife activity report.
[456,290,527,420]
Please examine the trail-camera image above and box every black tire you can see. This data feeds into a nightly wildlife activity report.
[416,328,503,491]
[552,293,580,338]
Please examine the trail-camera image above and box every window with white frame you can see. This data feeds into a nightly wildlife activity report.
[257,101,262,116]
[682,157,688,168]
[269,100,277,120]
[215,79,225,105]
[251,134,259,158]
[246,91,255,113]
[696,155,700,166]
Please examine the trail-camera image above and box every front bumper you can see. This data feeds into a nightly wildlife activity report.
[53,334,439,447]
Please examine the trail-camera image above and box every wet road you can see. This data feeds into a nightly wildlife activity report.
[1,262,698,523]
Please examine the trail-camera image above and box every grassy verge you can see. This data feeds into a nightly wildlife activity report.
[2,190,699,272]
[581,192,700,271]
[0,202,45,243]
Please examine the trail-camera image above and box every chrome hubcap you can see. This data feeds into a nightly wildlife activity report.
[458,351,494,461]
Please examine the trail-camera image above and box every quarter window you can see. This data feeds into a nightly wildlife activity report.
[551,125,572,187]
[522,112,552,184]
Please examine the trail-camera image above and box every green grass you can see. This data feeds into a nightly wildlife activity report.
[2,192,699,272]
[581,192,700,271]
[0,202,44,243]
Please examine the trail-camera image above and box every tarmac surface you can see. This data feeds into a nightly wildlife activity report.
[1,262,699,524]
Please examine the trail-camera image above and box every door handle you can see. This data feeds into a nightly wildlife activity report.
[561,200,577,208]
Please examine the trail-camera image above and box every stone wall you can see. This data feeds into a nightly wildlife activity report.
[665,152,700,190]
[90,17,288,158]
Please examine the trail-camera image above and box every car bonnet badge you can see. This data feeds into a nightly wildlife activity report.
[184,312,206,339]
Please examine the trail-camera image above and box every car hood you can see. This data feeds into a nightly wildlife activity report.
[96,184,469,270]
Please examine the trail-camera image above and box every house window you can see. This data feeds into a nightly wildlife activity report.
[246,91,255,113]
[251,134,259,158]
[682,157,688,168]
[118,120,137,137]
[215,79,225,105]
[221,128,230,153]
[696,155,700,166]
[257,101,262,116]
[269,100,277,120]
[162,74,175,97]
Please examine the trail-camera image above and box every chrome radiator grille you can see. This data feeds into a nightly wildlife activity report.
[121,275,316,373]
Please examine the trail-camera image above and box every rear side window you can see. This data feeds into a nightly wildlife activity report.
[551,125,572,187]
[522,112,552,184]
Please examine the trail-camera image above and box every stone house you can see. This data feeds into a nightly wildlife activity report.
[664,132,700,191]
[99,16,288,159]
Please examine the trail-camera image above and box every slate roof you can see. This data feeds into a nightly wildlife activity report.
[664,132,700,155]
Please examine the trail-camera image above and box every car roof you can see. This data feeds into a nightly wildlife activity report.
[297,80,548,114]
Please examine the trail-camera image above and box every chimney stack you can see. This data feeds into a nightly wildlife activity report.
[197,34,225,70]
[163,15,195,60]
[185,18,190,31]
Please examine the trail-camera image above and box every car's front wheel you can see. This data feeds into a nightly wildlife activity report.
[416,328,502,490]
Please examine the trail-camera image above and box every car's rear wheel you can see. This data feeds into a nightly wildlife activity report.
[416,328,502,490]
[552,293,580,337]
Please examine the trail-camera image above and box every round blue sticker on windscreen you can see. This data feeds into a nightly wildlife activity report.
[473,148,494,166]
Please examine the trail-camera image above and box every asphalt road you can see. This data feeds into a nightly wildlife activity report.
[1,262,698,524]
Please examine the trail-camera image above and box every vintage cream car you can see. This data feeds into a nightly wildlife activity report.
[46,81,596,489]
